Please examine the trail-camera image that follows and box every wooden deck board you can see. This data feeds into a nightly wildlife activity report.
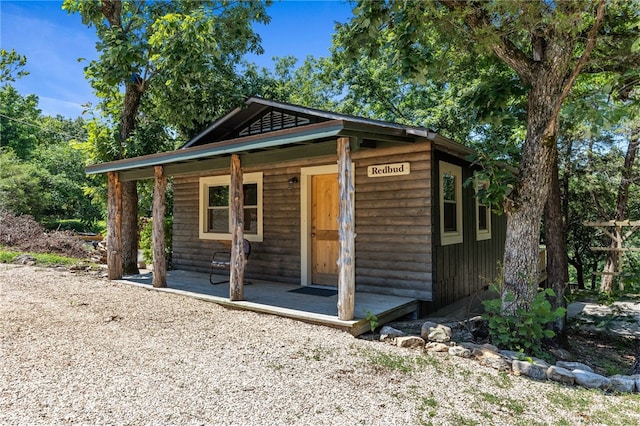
[119,270,417,336]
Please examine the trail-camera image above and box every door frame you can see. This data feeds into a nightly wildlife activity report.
[300,164,339,286]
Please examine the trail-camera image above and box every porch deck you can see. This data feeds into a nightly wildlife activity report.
[119,270,418,336]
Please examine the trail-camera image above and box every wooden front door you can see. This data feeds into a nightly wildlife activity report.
[311,173,339,286]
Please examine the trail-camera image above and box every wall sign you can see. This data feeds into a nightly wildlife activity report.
[367,162,410,178]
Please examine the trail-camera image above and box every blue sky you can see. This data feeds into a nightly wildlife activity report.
[1,0,354,118]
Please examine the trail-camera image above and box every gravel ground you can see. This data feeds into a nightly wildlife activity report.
[1,264,638,425]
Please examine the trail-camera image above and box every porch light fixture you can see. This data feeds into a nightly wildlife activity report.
[288,176,299,190]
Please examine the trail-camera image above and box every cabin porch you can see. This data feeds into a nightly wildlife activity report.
[119,269,418,336]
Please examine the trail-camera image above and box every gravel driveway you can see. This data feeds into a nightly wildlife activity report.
[1,264,638,425]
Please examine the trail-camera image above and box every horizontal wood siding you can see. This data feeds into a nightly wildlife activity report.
[172,156,336,284]
[352,144,433,300]
[432,152,507,310]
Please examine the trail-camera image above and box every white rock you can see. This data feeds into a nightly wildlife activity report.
[546,366,575,385]
[448,346,471,358]
[610,375,636,393]
[556,361,593,373]
[379,326,405,342]
[573,369,611,390]
[512,359,547,380]
[396,336,425,349]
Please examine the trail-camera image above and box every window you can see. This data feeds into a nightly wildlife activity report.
[475,178,492,241]
[439,161,462,245]
[199,172,263,241]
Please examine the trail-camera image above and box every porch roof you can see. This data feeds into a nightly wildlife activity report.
[85,98,473,178]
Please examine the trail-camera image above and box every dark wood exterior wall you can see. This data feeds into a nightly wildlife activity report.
[352,143,433,300]
[431,151,507,311]
[172,155,338,284]
[171,139,436,301]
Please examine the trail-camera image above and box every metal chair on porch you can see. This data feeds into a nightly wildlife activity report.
[209,239,251,285]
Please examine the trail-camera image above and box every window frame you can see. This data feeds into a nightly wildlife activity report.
[475,177,492,241]
[199,172,263,242]
[439,161,463,246]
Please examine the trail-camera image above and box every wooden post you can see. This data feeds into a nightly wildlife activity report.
[337,137,355,321]
[107,172,123,280]
[229,154,246,301]
[152,166,167,288]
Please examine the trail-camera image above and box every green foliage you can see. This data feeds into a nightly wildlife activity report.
[139,216,173,267]
[482,285,567,358]
[0,248,89,267]
[365,310,379,332]
[0,85,40,159]
[0,49,29,83]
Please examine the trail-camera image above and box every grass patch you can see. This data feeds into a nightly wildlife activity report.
[0,248,89,267]
[365,350,416,373]
[479,392,525,414]
[545,388,594,412]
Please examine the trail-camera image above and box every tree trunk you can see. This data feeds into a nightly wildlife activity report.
[600,125,638,293]
[501,84,558,314]
[152,166,166,288]
[229,154,245,301]
[337,137,355,321]
[106,172,123,280]
[544,145,568,340]
[121,180,139,275]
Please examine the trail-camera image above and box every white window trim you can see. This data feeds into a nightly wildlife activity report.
[199,172,263,242]
[475,178,492,241]
[439,161,463,245]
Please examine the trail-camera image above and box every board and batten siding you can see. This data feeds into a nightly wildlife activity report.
[432,151,506,310]
[352,143,433,301]
[172,156,336,284]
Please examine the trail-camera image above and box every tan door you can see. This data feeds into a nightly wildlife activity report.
[311,173,339,286]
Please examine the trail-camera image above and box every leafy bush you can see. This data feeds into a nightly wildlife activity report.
[482,285,566,358]
[139,217,173,268]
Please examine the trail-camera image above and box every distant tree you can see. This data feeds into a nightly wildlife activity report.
[0,86,40,160]
[0,49,28,83]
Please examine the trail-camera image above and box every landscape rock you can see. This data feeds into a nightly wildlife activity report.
[13,254,36,266]
[546,366,575,385]
[512,359,548,380]
[425,342,450,352]
[379,326,405,342]
[421,322,452,343]
[396,336,425,349]
[478,356,512,372]
[610,375,636,393]
[548,347,572,361]
[573,369,611,390]
[499,350,526,361]
[556,361,594,373]
[448,346,471,358]
[634,375,640,392]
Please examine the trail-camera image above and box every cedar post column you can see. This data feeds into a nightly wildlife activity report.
[107,172,123,280]
[152,166,167,288]
[229,154,246,301]
[337,137,355,320]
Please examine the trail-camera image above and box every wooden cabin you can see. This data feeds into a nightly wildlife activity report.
[87,98,506,320]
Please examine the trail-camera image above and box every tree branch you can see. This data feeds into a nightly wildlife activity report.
[545,0,606,136]
[440,0,534,83]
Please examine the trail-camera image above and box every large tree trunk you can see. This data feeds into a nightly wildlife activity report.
[544,145,568,340]
[600,125,638,293]
[501,84,558,314]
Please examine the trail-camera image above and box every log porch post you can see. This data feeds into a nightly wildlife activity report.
[107,172,123,280]
[152,166,167,288]
[337,137,355,320]
[229,154,246,301]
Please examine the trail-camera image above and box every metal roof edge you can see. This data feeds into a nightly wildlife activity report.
[86,122,345,175]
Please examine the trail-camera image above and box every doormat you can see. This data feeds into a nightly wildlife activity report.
[288,287,337,297]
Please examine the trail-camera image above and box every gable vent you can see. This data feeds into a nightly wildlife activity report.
[238,109,311,137]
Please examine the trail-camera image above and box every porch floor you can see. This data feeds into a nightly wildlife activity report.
[119,270,418,336]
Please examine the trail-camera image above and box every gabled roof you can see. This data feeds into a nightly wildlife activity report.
[181,97,433,148]
[86,97,472,178]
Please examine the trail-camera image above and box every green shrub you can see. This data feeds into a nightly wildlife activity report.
[139,216,173,268]
[482,285,566,358]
